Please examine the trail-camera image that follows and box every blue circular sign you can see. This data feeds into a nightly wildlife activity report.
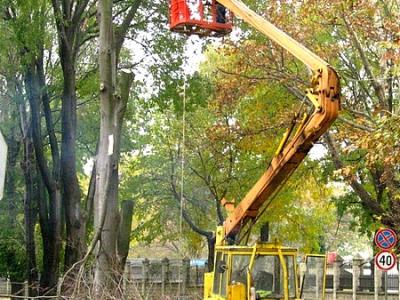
[375,228,397,250]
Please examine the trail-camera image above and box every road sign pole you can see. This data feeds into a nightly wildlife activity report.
[385,271,388,300]
[398,257,400,300]
[374,263,379,300]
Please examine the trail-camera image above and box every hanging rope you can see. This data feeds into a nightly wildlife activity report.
[177,60,188,299]
[180,74,187,237]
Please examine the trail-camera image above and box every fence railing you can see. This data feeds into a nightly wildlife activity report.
[124,258,206,299]
[1,256,400,299]
[126,257,400,299]
[321,256,400,299]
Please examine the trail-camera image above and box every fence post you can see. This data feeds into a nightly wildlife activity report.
[25,280,28,297]
[182,258,191,295]
[333,255,343,300]
[161,257,169,296]
[298,262,306,293]
[398,255,400,300]
[123,262,130,294]
[374,260,382,300]
[6,277,10,295]
[195,264,199,286]
[142,258,149,296]
[353,255,363,300]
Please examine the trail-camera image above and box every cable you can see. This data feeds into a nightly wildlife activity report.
[178,52,188,298]
[180,74,187,237]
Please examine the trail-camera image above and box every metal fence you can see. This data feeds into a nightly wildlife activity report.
[124,258,206,299]
[323,256,400,299]
[2,256,400,299]
[126,257,400,299]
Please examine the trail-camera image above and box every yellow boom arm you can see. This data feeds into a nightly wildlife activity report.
[217,0,341,241]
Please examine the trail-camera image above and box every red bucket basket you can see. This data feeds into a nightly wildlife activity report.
[169,0,233,37]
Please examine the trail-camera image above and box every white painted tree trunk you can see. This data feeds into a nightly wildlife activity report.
[95,0,127,293]
[94,0,136,295]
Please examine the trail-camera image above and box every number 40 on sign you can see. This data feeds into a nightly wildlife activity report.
[375,250,397,271]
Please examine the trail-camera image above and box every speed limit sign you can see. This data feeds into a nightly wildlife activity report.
[375,250,397,271]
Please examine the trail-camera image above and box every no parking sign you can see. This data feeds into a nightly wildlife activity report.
[375,228,397,250]
[374,228,398,271]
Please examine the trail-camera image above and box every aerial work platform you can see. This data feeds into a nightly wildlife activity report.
[169,0,233,37]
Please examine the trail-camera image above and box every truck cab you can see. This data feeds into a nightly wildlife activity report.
[204,242,326,300]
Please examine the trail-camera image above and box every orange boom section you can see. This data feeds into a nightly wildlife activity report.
[213,0,341,241]
[224,66,340,240]
[169,0,233,37]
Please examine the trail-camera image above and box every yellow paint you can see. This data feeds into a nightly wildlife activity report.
[246,244,258,299]
[227,283,246,300]
[216,226,225,246]
[278,248,289,300]
[306,89,322,111]
[204,272,214,299]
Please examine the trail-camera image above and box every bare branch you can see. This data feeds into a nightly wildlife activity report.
[342,13,386,107]
[324,132,384,216]
[337,115,374,132]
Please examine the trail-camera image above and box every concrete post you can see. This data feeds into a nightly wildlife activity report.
[6,277,10,294]
[195,264,199,286]
[161,257,169,296]
[398,255,400,300]
[352,256,363,300]
[123,262,129,293]
[333,255,343,300]
[142,258,150,295]
[316,267,320,300]
[374,260,382,300]
[182,258,191,295]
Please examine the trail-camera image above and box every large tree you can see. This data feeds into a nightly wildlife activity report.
[50,0,95,272]
[94,0,187,293]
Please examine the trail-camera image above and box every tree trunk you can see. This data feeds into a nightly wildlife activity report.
[94,0,118,292]
[50,0,90,275]
[4,128,20,227]
[94,1,134,293]
[60,54,86,273]
[23,143,38,297]
[19,104,38,297]
[35,173,60,295]
[207,234,216,272]
[260,222,269,242]
[117,200,135,275]
[24,62,62,295]
[4,111,24,300]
